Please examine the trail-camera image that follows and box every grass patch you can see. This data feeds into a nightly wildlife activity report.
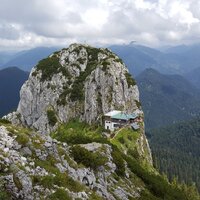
[6,125,31,147]
[51,119,108,145]
[32,172,84,192]
[16,134,29,146]
[110,127,140,154]
[48,188,72,200]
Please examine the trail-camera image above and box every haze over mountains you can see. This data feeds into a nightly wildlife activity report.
[1,43,200,76]
[110,43,200,76]
[0,47,59,71]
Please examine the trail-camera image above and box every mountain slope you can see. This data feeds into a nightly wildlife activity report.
[0,118,199,200]
[148,117,200,191]
[0,67,28,117]
[1,44,200,200]
[136,68,200,129]
[3,47,59,71]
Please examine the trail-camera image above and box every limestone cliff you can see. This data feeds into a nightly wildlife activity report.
[6,44,139,134]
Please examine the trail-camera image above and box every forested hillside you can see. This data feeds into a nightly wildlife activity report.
[148,117,200,191]
[136,68,200,129]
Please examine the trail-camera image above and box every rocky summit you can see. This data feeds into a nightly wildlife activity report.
[6,43,139,134]
[1,44,198,200]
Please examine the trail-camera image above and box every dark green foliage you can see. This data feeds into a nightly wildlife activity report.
[111,148,125,177]
[115,57,123,64]
[148,117,200,192]
[125,72,136,87]
[135,100,141,108]
[47,109,57,126]
[48,188,72,200]
[32,175,54,188]
[86,46,101,61]
[57,86,71,106]
[0,118,11,124]
[35,55,62,81]
[0,180,11,200]
[70,61,97,102]
[96,92,102,108]
[125,156,198,200]
[16,133,29,146]
[102,60,110,72]
[70,145,107,170]
[139,191,160,200]
[69,46,106,102]
[35,54,71,82]
[127,148,140,160]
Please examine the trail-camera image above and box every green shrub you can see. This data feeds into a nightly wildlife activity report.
[89,192,103,200]
[125,72,136,87]
[71,146,107,170]
[115,57,123,64]
[135,100,142,108]
[102,60,110,72]
[32,175,54,188]
[111,148,125,177]
[118,137,125,144]
[36,56,62,81]
[54,173,84,192]
[0,119,11,124]
[127,148,140,160]
[69,61,97,102]
[47,109,57,126]
[16,134,29,146]
[32,172,84,192]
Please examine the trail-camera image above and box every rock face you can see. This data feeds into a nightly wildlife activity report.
[0,124,142,200]
[6,44,139,134]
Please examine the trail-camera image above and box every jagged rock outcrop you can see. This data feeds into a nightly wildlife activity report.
[6,43,139,134]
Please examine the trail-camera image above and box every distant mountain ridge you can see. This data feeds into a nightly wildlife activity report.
[110,43,200,76]
[1,47,60,71]
[136,68,200,129]
[0,67,29,117]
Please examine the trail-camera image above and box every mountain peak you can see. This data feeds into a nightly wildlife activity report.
[6,44,140,134]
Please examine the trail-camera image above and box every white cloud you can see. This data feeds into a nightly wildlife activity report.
[0,0,200,50]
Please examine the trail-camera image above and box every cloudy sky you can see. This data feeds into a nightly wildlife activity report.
[0,0,200,51]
